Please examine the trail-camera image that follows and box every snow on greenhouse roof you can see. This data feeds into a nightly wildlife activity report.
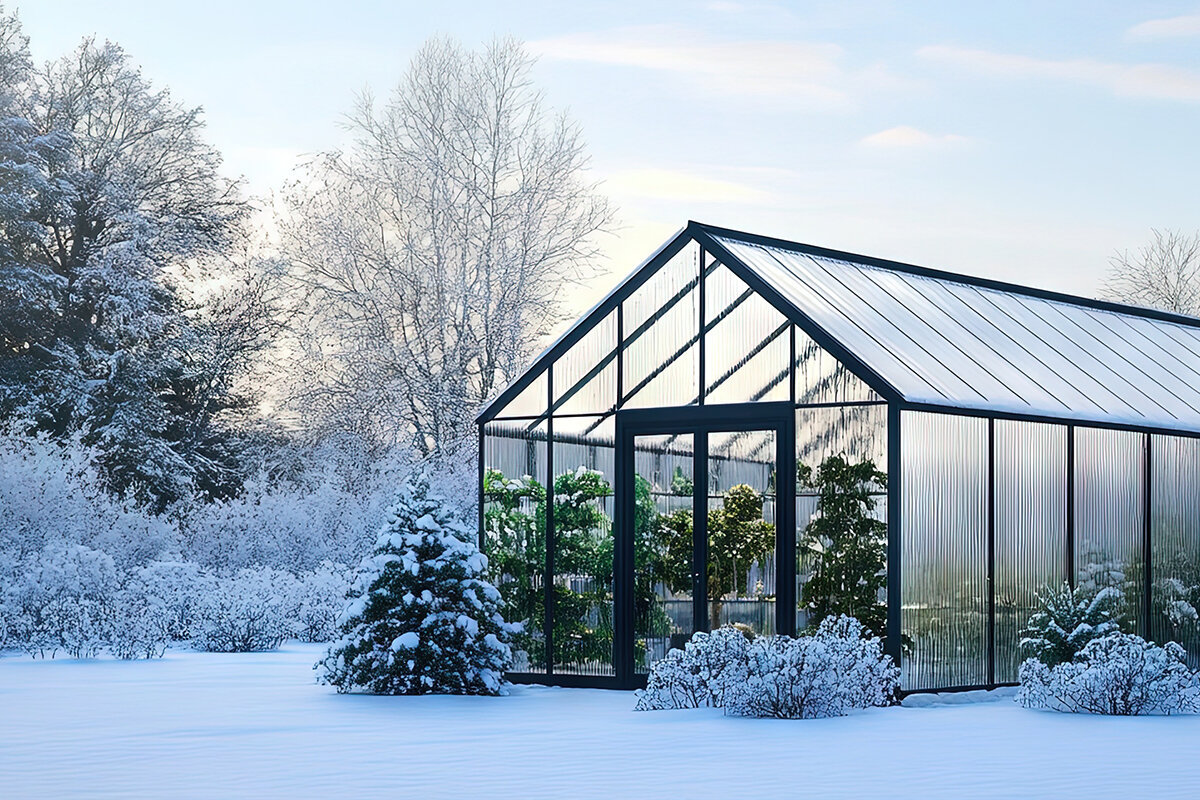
[702,224,1200,435]
[479,221,1200,435]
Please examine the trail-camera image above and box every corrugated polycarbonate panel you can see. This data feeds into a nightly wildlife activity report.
[704,263,790,404]
[1074,427,1145,633]
[901,411,988,690]
[550,415,616,676]
[483,421,547,673]
[795,326,881,405]
[490,370,546,419]
[796,404,887,469]
[994,420,1067,683]
[1151,434,1200,666]
[713,236,1200,434]
[553,310,616,416]
[621,243,699,408]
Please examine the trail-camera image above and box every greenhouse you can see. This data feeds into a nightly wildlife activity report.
[476,221,1200,692]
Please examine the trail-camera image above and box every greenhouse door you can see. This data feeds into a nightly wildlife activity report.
[614,402,795,686]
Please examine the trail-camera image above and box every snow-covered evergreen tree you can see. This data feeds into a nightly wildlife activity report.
[318,472,517,695]
[1020,582,1123,666]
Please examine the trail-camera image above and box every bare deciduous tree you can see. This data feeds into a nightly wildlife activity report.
[1102,229,1200,316]
[278,37,612,457]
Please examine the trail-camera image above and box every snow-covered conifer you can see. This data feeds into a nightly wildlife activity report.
[1020,582,1123,667]
[317,472,516,695]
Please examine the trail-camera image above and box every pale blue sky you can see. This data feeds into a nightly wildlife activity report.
[16,1,1200,318]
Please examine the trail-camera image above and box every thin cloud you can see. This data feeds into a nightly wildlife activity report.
[860,126,968,148]
[531,26,880,108]
[918,45,1200,102]
[1127,13,1200,40]
[602,167,770,204]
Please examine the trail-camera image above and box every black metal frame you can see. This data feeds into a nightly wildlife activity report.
[614,402,796,688]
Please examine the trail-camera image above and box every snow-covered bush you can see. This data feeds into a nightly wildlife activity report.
[318,472,517,695]
[192,567,296,652]
[107,584,172,660]
[0,430,178,571]
[5,543,120,658]
[132,560,214,641]
[634,626,752,710]
[1018,632,1200,715]
[1021,582,1124,666]
[724,616,899,719]
[288,561,350,643]
[178,467,393,575]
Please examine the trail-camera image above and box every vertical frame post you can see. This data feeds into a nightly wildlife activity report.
[698,249,707,406]
[614,419,632,685]
[694,430,710,632]
[776,412,797,637]
[1143,433,1153,640]
[987,417,996,688]
[544,369,555,676]
[886,403,902,667]
[1066,424,1076,589]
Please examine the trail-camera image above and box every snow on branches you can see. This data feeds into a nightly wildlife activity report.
[636,616,898,719]
[318,472,517,695]
[1018,632,1200,716]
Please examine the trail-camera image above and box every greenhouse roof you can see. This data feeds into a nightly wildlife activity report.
[480,222,1200,436]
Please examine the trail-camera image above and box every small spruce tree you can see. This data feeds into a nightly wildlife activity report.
[1020,582,1123,667]
[318,472,517,695]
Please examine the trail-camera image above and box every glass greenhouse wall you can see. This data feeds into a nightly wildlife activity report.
[478,222,1200,691]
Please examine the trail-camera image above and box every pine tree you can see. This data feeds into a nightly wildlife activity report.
[318,472,517,695]
[1021,581,1123,666]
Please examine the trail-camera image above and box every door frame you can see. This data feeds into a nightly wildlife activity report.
[614,401,796,686]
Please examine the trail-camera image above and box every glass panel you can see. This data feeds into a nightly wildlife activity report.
[482,421,547,673]
[622,243,700,408]
[553,311,617,416]
[901,411,988,690]
[796,405,888,635]
[1075,427,1145,634]
[704,263,790,404]
[994,420,1067,683]
[707,430,777,636]
[634,433,696,673]
[550,416,616,676]
[1151,434,1200,667]
[489,370,546,419]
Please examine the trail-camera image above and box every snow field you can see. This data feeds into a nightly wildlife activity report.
[2,643,1199,799]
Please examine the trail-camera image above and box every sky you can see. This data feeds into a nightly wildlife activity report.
[15,1,1200,320]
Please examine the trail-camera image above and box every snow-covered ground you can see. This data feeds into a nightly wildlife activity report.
[2,644,1199,799]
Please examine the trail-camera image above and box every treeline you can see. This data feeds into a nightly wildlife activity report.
[0,6,609,654]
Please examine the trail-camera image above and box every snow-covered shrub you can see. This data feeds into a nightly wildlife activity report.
[634,626,752,710]
[6,543,119,658]
[1020,582,1123,666]
[192,567,296,652]
[0,430,178,570]
[288,562,350,643]
[317,472,517,695]
[132,560,214,641]
[178,467,393,575]
[724,616,898,719]
[1018,632,1200,715]
[107,584,172,660]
